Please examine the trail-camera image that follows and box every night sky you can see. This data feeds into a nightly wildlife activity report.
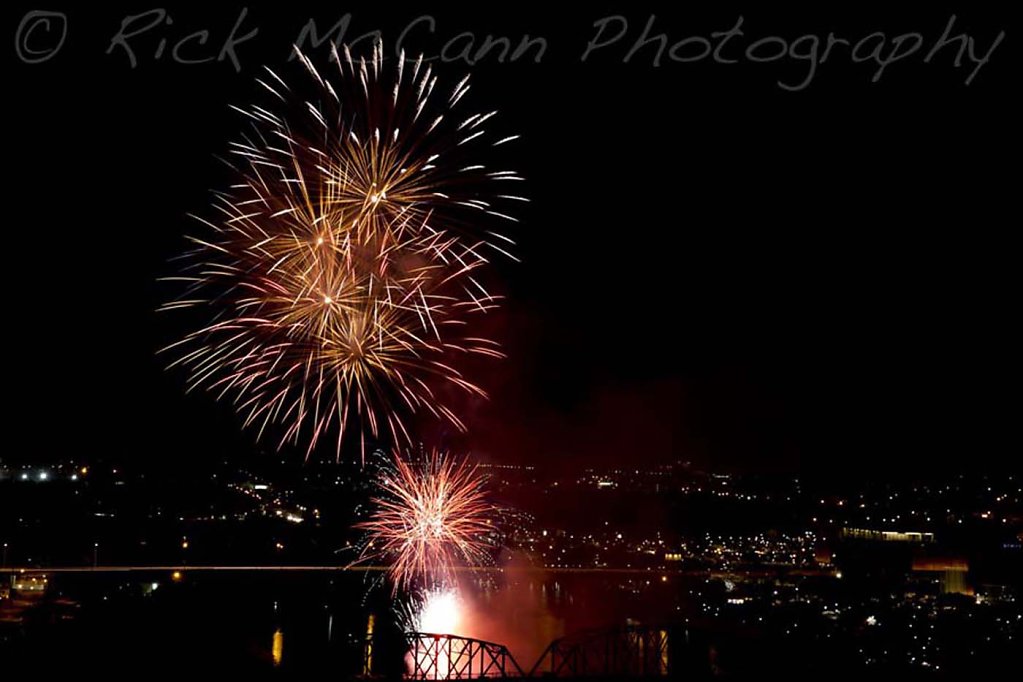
[8,3,1017,478]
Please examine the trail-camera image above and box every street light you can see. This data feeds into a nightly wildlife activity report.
[93,542,99,569]
[2,543,7,569]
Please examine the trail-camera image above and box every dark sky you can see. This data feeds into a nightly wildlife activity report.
[7,3,1018,478]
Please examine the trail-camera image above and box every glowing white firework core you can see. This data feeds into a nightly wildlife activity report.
[406,587,468,679]
[417,588,462,635]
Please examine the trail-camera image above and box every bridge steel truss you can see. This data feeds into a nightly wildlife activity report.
[528,625,680,678]
[402,633,526,680]
[383,625,684,680]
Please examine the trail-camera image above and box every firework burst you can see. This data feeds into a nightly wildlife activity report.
[284,43,526,260]
[358,449,495,592]
[160,43,523,458]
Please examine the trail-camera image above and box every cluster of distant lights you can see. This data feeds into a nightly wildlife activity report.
[14,466,88,483]
[227,481,311,525]
[676,574,1018,672]
[853,589,1019,670]
[512,526,824,570]
[472,467,1023,521]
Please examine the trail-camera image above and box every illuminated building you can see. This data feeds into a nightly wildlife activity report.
[11,573,48,594]
[841,527,935,543]
[912,556,972,596]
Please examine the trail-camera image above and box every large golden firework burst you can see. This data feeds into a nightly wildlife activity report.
[161,43,524,458]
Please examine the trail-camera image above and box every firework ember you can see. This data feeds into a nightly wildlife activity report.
[160,42,523,458]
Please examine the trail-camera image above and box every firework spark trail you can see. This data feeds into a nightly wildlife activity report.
[358,449,495,593]
[160,44,523,458]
